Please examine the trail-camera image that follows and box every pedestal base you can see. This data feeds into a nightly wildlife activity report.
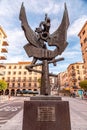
[30,95,61,100]
[22,97,71,130]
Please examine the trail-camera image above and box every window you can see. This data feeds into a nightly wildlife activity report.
[29,77,32,82]
[29,83,31,87]
[2,77,5,80]
[19,66,22,69]
[14,66,16,69]
[9,66,11,69]
[78,76,81,80]
[18,83,20,87]
[77,70,80,74]
[84,38,87,43]
[73,83,76,86]
[18,77,21,82]
[80,43,82,47]
[34,77,37,82]
[13,71,16,75]
[7,77,10,81]
[12,83,15,87]
[83,30,85,35]
[23,83,25,87]
[19,71,21,75]
[24,71,26,75]
[82,65,84,68]
[34,83,37,87]
[13,77,15,81]
[8,71,11,75]
[72,66,74,69]
[76,66,79,69]
[23,77,26,81]
[83,59,85,63]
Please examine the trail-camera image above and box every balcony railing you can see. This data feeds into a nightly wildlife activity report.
[1,47,8,53]
[0,54,7,60]
[2,41,9,46]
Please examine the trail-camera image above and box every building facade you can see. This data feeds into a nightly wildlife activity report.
[0,62,41,96]
[67,62,85,92]
[57,71,68,90]
[0,26,9,60]
[0,26,9,75]
[57,62,85,94]
[78,21,87,79]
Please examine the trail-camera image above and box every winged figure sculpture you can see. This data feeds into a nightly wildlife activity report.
[19,3,69,62]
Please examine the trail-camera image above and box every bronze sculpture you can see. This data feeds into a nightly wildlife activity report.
[19,3,69,95]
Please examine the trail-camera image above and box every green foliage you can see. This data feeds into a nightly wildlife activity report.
[79,80,87,90]
[0,80,7,91]
[60,88,70,96]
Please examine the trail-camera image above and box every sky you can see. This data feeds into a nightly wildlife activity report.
[0,0,87,74]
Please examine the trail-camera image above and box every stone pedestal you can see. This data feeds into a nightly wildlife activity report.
[22,97,71,130]
[30,95,61,100]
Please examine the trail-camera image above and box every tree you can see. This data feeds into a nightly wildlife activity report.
[0,80,7,91]
[79,80,87,91]
[60,88,70,96]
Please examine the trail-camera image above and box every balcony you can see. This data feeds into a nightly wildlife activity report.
[1,47,8,53]
[6,80,10,82]
[11,80,16,82]
[0,63,5,68]
[2,41,9,46]
[72,78,77,82]
[0,55,7,60]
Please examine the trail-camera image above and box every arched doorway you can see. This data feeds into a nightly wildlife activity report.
[5,89,9,95]
[16,89,20,93]
[11,89,15,96]
[0,90,3,95]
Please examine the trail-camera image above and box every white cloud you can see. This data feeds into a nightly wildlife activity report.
[68,15,87,37]
[0,0,87,74]
[24,0,63,14]
[49,62,69,74]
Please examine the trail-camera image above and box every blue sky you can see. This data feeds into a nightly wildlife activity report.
[0,0,87,74]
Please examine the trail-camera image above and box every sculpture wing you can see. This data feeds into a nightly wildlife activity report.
[19,3,42,48]
[47,3,70,51]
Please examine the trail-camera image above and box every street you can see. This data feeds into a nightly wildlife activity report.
[63,97,87,130]
[0,96,87,130]
[0,97,26,128]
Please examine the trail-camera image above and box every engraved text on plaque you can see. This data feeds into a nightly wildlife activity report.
[37,106,56,121]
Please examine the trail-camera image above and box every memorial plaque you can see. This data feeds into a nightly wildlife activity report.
[37,106,55,121]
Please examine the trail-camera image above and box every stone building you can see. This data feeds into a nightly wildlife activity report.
[57,71,68,90]
[67,62,85,91]
[57,62,85,94]
[78,21,87,79]
[0,62,41,96]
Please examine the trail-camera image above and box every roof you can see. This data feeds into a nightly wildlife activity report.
[78,21,87,36]
[67,62,84,69]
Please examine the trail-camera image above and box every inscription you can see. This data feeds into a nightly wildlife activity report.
[37,106,56,121]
